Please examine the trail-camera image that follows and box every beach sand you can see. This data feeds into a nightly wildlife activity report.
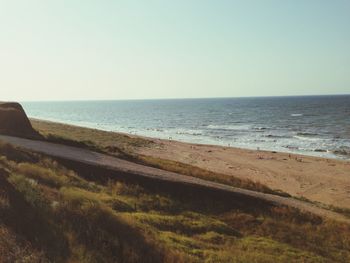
[31,119,350,209]
[138,139,350,209]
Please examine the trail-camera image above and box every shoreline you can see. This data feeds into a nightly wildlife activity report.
[29,117,348,161]
[30,118,350,209]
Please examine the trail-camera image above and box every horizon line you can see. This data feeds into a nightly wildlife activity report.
[18,93,350,103]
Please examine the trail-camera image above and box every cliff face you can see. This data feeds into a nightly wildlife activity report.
[0,102,40,139]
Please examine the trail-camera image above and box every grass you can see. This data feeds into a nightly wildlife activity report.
[328,206,350,218]
[294,195,350,219]
[0,225,45,263]
[31,119,153,151]
[0,142,350,262]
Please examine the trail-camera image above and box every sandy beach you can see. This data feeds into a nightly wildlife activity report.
[138,139,350,209]
[31,119,350,210]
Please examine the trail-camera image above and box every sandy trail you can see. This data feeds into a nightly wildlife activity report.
[0,134,349,223]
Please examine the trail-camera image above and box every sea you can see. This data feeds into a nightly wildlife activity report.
[22,95,350,160]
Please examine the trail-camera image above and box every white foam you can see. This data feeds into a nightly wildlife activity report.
[175,129,203,136]
[293,135,323,142]
[207,124,251,131]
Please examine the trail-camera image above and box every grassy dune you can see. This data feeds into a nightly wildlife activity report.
[1,142,350,262]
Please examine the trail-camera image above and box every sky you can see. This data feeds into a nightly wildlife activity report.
[0,0,349,101]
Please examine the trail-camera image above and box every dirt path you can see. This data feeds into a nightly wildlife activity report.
[0,134,349,223]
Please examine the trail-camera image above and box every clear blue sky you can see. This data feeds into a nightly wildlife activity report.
[1,0,349,101]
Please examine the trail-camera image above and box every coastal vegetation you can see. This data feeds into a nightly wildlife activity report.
[0,141,350,262]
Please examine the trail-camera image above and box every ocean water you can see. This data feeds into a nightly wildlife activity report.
[22,95,350,160]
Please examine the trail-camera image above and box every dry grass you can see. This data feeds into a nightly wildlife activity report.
[0,143,350,262]
[31,119,153,152]
[0,226,46,263]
